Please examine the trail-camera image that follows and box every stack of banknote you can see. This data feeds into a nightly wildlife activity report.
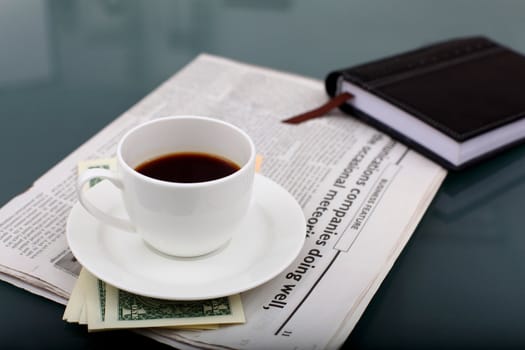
[62,268,245,331]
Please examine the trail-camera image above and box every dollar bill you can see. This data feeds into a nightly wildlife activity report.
[65,267,240,331]
[84,269,243,331]
[63,158,246,331]
[77,158,117,191]
[62,268,89,323]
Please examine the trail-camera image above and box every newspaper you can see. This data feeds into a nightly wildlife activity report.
[0,54,446,349]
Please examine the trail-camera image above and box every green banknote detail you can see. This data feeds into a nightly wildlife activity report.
[88,164,110,187]
[117,290,232,321]
[97,279,106,321]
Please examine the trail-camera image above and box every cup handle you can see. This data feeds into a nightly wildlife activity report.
[77,168,136,233]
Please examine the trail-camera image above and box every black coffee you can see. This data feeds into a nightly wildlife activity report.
[135,152,240,183]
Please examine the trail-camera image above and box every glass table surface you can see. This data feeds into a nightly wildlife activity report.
[1,1,525,348]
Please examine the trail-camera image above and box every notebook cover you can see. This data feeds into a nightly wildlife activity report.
[325,36,525,169]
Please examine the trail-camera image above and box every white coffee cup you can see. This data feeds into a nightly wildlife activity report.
[77,116,256,257]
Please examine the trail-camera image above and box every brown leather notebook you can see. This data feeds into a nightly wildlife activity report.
[322,36,525,170]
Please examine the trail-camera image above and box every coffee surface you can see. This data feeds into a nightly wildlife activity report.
[135,152,240,183]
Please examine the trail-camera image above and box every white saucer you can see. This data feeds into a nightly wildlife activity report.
[66,174,305,300]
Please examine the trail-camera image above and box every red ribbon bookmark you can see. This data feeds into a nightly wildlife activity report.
[282,92,354,124]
